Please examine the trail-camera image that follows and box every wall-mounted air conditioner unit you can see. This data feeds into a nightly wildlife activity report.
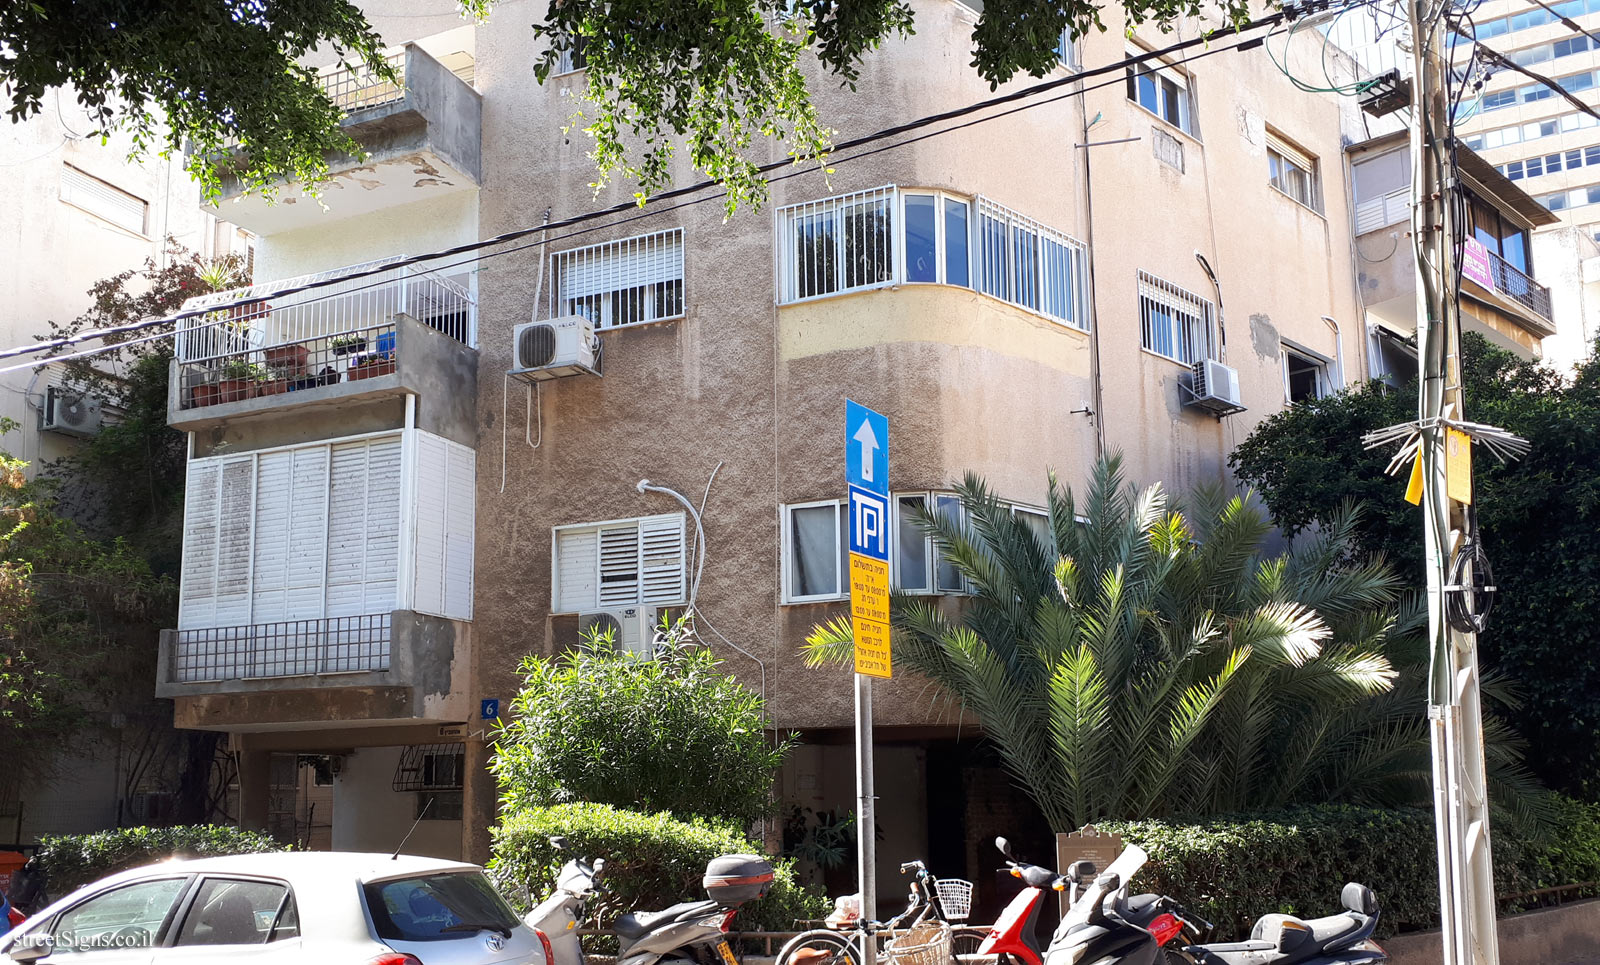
[510,316,599,382]
[578,605,659,656]
[41,386,104,437]
[1183,358,1246,417]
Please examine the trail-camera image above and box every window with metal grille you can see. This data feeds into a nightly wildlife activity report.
[1267,132,1320,211]
[60,164,147,235]
[552,513,687,612]
[1137,271,1214,365]
[550,228,684,328]
[393,744,464,791]
[974,197,1089,329]
[777,186,897,302]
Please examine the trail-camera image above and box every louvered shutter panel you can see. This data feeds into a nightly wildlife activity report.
[410,433,449,616]
[251,451,292,626]
[363,437,402,614]
[443,442,475,619]
[60,166,147,234]
[597,524,641,606]
[559,231,683,301]
[325,442,370,618]
[286,446,330,621]
[640,514,686,604]
[213,458,255,629]
[179,460,221,629]
[554,529,599,612]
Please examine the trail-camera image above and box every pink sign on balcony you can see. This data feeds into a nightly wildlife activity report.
[1461,239,1494,291]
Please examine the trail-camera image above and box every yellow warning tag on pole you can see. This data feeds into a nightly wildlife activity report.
[1446,428,1472,505]
[1405,454,1424,506]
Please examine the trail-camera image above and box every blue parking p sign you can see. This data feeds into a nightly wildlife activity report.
[480,698,500,720]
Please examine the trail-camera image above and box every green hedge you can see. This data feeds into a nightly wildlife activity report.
[37,825,289,895]
[490,803,826,943]
[1103,800,1600,938]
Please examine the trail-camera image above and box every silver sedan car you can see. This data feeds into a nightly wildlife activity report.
[0,851,548,965]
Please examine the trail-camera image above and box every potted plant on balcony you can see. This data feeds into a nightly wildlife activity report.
[217,359,264,403]
[189,376,220,409]
[330,333,367,356]
[348,352,397,380]
[264,342,310,375]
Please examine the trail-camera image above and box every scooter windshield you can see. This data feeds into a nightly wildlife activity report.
[1059,844,1149,930]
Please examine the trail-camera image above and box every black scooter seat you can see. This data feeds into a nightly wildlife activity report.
[615,900,721,941]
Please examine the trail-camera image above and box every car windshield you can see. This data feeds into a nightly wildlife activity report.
[363,872,518,942]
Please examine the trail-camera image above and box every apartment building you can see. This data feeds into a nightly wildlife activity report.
[0,88,254,844]
[154,1,1364,886]
[1450,0,1600,364]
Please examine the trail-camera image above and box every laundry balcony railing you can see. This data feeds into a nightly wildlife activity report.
[1486,250,1554,324]
[175,258,474,410]
[171,614,392,683]
[320,51,409,114]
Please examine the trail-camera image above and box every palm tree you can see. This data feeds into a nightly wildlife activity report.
[805,455,1540,830]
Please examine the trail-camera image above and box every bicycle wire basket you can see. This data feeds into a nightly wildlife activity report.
[934,879,974,921]
[883,921,951,965]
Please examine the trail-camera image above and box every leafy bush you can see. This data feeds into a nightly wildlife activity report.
[1102,801,1600,938]
[489,802,826,941]
[492,621,794,828]
[37,825,288,895]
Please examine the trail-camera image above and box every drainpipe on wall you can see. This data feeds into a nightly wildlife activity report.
[1320,314,1347,389]
[1078,116,1108,458]
[1195,252,1227,364]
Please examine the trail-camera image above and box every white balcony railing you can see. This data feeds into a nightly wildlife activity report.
[175,258,474,409]
[319,52,408,114]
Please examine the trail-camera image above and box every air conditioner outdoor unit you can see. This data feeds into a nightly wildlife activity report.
[578,605,659,656]
[1185,358,1246,416]
[41,385,104,437]
[510,316,599,382]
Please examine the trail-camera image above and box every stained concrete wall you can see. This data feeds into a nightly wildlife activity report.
[332,745,463,859]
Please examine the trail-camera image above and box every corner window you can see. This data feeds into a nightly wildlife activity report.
[550,229,684,328]
[1125,51,1193,134]
[1138,270,1215,365]
[777,186,896,302]
[975,197,1090,329]
[552,514,687,612]
[781,501,848,602]
[1267,132,1320,211]
[1282,344,1330,402]
[901,191,977,288]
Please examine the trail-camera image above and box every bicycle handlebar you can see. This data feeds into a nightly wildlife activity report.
[898,861,927,874]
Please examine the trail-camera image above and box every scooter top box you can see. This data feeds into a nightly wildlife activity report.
[704,854,775,906]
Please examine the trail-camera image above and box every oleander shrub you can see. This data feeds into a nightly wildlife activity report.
[490,802,825,944]
[36,825,288,895]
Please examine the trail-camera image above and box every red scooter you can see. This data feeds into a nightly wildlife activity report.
[976,838,1202,965]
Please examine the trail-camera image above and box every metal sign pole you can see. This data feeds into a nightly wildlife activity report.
[1408,3,1501,962]
[855,672,877,965]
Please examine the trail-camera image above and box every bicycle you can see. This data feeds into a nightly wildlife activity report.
[776,861,977,965]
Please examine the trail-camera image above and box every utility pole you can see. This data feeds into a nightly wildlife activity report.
[1406,1,1501,962]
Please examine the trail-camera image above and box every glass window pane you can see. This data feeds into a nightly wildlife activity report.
[794,212,837,299]
[1137,72,1159,114]
[904,194,938,283]
[934,494,964,592]
[895,495,930,592]
[175,879,293,946]
[1012,226,1039,310]
[789,504,839,598]
[1015,508,1051,551]
[1161,76,1182,126]
[1501,230,1528,272]
[842,200,892,289]
[363,873,519,944]
[944,198,970,287]
[52,878,189,953]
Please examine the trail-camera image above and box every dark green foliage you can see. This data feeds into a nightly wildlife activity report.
[1231,335,1600,799]
[492,621,794,828]
[1103,799,1600,939]
[489,803,826,939]
[36,825,288,895]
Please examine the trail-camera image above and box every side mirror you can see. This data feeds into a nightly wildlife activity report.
[1069,860,1098,883]
[1095,872,1121,893]
[592,858,607,877]
[995,836,1015,859]
[6,934,54,963]
[549,836,569,851]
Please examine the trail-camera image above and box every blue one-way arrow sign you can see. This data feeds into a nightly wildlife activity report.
[846,400,888,496]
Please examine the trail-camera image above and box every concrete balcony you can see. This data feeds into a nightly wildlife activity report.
[156,611,473,730]
[168,259,477,432]
[1466,248,1557,338]
[211,43,480,233]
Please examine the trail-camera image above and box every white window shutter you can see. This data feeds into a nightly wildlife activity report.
[179,461,221,628]
[410,433,449,617]
[640,514,686,604]
[363,437,403,614]
[250,451,292,625]
[286,446,330,620]
[325,442,369,618]
[214,458,255,627]
[597,524,641,606]
[444,442,476,619]
[555,529,599,612]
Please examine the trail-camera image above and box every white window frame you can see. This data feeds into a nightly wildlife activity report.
[974,196,1091,330]
[776,185,899,304]
[551,512,688,613]
[554,37,587,75]
[1267,131,1321,212]
[1138,270,1216,365]
[1011,504,1052,549]
[1057,29,1082,71]
[60,164,148,236]
[890,491,976,596]
[899,190,972,288]
[1281,342,1332,403]
[781,500,849,603]
[1126,48,1194,135]
[548,228,685,329]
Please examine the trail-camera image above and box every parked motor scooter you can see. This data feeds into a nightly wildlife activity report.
[1040,844,1386,965]
[977,837,1201,965]
[523,836,775,965]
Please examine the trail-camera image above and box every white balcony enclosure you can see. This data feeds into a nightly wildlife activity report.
[172,428,474,684]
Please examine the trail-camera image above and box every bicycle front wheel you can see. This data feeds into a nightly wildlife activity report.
[775,930,864,965]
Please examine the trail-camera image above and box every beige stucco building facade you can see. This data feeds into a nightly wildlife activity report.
[152,0,1378,892]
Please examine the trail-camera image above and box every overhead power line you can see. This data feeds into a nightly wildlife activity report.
[1,0,1372,371]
